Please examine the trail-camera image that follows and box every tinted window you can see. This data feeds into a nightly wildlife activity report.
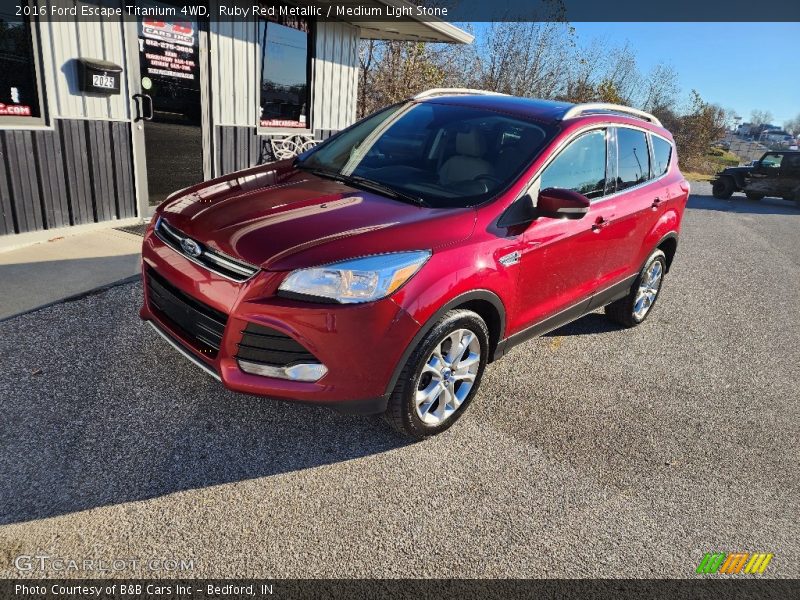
[299,102,552,208]
[617,128,650,190]
[539,130,607,199]
[0,13,41,120]
[652,136,672,176]
[259,16,311,128]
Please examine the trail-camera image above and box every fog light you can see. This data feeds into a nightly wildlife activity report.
[238,360,328,382]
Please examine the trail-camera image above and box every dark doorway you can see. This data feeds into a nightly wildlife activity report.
[136,1,205,206]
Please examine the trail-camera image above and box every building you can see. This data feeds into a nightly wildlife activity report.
[0,1,471,241]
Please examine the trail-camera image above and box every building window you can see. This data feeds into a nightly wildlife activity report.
[258,14,312,130]
[0,11,44,125]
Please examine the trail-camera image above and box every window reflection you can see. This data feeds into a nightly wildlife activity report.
[259,17,311,129]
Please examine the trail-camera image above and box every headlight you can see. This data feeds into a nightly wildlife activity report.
[278,251,431,303]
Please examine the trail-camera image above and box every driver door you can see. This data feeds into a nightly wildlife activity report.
[510,129,615,334]
[750,153,784,193]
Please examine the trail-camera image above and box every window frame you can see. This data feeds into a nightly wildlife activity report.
[256,15,315,135]
[0,9,48,129]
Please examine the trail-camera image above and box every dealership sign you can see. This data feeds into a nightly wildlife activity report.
[139,18,198,81]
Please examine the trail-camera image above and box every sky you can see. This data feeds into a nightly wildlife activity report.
[569,22,799,125]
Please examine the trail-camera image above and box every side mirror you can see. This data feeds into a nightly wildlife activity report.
[537,187,590,219]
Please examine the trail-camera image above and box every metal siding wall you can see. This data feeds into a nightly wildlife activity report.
[210,9,258,127]
[208,18,358,131]
[34,128,70,229]
[215,126,263,176]
[1,131,43,232]
[0,120,136,235]
[313,22,359,132]
[41,1,129,121]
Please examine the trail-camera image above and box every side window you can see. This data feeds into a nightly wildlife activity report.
[540,130,607,199]
[760,154,782,169]
[651,136,672,177]
[616,128,650,190]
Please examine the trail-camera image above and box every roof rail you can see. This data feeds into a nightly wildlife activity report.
[413,88,508,100]
[561,103,662,127]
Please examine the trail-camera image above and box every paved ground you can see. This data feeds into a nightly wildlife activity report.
[1,184,798,578]
[0,229,142,321]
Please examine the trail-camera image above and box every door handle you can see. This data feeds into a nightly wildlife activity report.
[132,93,154,122]
[591,216,607,233]
[651,197,662,210]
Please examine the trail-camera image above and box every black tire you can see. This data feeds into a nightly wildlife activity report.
[384,309,489,440]
[712,177,735,199]
[605,249,667,328]
[746,192,764,201]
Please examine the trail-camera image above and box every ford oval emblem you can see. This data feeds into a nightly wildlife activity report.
[180,237,202,258]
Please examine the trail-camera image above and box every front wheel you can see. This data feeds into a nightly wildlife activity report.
[385,310,489,439]
[712,177,735,199]
[605,249,667,328]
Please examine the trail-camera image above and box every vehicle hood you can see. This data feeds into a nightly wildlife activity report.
[719,166,752,175]
[158,162,476,271]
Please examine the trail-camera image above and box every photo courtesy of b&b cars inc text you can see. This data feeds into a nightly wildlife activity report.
[0,1,798,598]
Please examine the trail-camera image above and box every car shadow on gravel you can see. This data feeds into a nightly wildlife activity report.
[544,313,622,337]
[688,193,800,215]
[0,283,412,525]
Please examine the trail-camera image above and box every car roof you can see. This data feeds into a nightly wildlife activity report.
[417,94,574,123]
[415,93,667,134]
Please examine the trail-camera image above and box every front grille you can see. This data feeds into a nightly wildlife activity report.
[146,268,228,356]
[155,217,259,282]
[236,322,318,367]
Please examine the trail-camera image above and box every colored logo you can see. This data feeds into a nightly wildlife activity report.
[697,552,774,575]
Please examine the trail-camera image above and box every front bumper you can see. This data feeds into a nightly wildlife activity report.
[140,230,421,414]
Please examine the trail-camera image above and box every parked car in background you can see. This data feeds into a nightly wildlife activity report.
[712,150,800,204]
[140,91,689,438]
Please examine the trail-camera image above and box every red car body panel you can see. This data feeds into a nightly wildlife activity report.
[140,98,689,412]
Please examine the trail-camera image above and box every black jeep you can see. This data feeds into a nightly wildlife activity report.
[711,150,800,205]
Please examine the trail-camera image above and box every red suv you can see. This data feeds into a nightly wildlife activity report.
[141,90,689,439]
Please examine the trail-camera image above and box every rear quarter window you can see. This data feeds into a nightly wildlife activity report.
[616,128,650,190]
[652,136,672,176]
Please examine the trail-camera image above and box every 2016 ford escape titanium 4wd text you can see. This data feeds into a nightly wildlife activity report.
[141,90,689,439]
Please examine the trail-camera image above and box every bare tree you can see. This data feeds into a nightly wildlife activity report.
[750,110,774,126]
[468,21,574,98]
[358,39,378,119]
[783,114,800,136]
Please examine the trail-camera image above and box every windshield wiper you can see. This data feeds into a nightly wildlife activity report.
[296,164,429,208]
[347,175,430,208]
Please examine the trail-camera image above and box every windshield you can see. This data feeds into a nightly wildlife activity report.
[297,102,553,208]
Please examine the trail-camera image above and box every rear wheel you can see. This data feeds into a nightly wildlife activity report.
[605,249,667,328]
[712,177,735,199]
[385,310,489,439]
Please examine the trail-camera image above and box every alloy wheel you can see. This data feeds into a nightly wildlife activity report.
[414,328,481,425]
[633,260,663,320]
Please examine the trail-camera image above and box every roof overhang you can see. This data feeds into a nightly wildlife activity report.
[314,0,473,43]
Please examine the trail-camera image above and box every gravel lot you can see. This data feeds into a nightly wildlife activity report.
[1,184,798,578]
